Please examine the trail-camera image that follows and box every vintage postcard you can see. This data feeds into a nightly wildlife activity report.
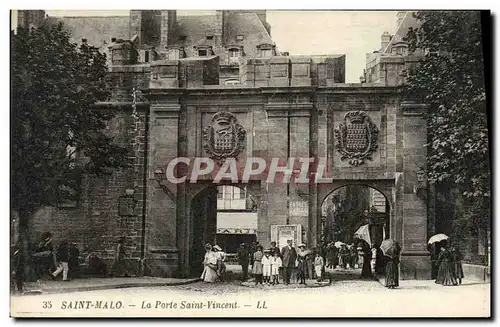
[9,9,491,318]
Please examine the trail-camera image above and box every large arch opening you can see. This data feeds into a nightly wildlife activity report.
[320,184,391,280]
[189,184,259,277]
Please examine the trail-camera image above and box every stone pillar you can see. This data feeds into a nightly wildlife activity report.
[288,102,312,245]
[399,101,431,279]
[145,103,181,277]
[263,98,290,246]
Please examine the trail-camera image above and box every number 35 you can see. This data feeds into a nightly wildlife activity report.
[43,301,52,309]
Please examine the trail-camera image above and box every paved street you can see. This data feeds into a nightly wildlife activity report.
[11,266,490,318]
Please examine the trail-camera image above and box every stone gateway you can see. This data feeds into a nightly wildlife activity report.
[19,10,432,280]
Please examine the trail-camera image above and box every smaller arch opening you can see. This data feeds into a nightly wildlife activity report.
[320,184,391,280]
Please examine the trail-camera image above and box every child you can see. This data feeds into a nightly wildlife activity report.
[252,246,264,285]
[314,252,324,282]
[271,251,282,285]
[262,249,272,284]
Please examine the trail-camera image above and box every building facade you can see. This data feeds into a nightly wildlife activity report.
[17,10,431,279]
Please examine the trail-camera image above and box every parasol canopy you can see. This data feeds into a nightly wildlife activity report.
[334,241,345,248]
[428,233,449,244]
[354,224,371,246]
[380,239,400,258]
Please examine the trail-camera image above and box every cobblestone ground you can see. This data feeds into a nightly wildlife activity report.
[11,265,490,317]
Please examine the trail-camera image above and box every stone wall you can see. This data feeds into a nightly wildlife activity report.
[27,107,148,275]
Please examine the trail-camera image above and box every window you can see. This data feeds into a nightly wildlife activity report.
[228,48,240,65]
[260,49,273,58]
[236,35,244,41]
[206,35,214,40]
[229,48,239,58]
[198,49,207,56]
[167,48,181,60]
[144,50,150,63]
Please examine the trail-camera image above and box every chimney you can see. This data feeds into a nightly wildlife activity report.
[381,31,391,52]
[214,10,227,47]
[160,10,177,49]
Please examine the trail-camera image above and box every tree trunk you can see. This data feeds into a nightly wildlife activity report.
[17,207,33,288]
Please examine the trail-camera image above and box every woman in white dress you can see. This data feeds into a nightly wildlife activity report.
[201,243,219,283]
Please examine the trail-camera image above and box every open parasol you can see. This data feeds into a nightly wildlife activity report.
[428,233,449,244]
[380,239,400,258]
[353,224,371,246]
[334,241,345,248]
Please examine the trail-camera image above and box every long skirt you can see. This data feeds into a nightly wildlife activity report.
[201,265,218,283]
[436,261,457,286]
[297,262,307,280]
[252,261,263,275]
[453,262,464,279]
[385,261,399,287]
[361,259,372,278]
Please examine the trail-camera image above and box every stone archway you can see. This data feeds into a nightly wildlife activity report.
[182,182,262,277]
[317,180,396,245]
[319,184,392,247]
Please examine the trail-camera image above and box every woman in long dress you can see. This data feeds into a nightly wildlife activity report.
[451,246,464,285]
[385,242,401,289]
[252,245,264,285]
[201,243,219,283]
[296,244,308,285]
[360,241,373,278]
[435,246,458,286]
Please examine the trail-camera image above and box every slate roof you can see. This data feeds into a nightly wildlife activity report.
[48,11,275,60]
[47,16,130,48]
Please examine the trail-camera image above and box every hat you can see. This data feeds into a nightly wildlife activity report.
[298,243,306,248]
[213,245,222,251]
[264,249,271,253]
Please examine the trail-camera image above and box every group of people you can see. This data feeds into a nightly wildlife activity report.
[324,241,383,277]
[434,244,465,286]
[11,233,134,292]
[238,240,326,285]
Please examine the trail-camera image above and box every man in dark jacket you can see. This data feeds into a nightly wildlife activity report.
[52,240,70,281]
[269,241,281,257]
[68,243,80,279]
[237,243,250,280]
[281,239,297,285]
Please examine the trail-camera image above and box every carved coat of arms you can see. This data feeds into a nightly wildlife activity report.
[203,112,246,163]
[334,111,379,167]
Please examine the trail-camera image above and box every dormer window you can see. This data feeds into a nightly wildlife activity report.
[194,45,213,57]
[257,43,275,58]
[166,46,185,60]
[236,35,244,41]
[206,34,214,40]
[229,48,240,58]
[227,46,243,65]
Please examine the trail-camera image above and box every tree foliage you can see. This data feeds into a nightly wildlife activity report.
[11,22,129,217]
[404,11,490,232]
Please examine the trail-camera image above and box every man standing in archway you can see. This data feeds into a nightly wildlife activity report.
[281,240,297,285]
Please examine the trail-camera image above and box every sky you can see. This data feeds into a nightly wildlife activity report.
[14,10,399,82]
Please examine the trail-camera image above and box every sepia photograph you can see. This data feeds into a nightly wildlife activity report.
[9,7,491,318]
